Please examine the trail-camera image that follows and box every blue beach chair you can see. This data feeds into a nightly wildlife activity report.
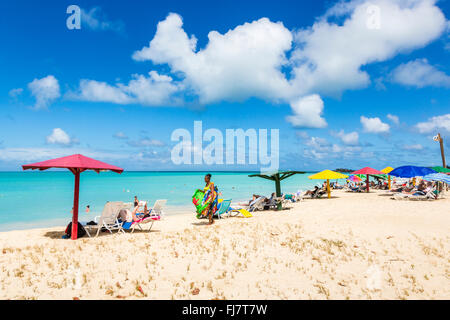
[215,199,232,219]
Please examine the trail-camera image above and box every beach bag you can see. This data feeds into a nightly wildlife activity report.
[65,222,86,238]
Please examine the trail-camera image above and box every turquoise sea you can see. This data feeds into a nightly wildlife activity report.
[0,171,324,231]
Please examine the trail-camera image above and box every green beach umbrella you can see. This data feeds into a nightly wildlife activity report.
[249,171,305,210]
[430,166,450,173]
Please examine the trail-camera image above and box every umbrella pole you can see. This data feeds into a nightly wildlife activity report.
[275,175,282,211]
[71,170,80,240]
[327,179,330,198]
[366,174,369,193]
[388,175,391,190]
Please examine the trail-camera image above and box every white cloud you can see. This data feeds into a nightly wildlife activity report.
[74,79,132,104]
[387,114,400,125]
[402,144,424,150]
[9,88,23,98]
[360,116,390,133]
[132,13,293,104]
[296,131,309,139]
[133,1,447,104]
[81,7,124,33]
[289,0,447,96]
[113,131,129,140]
[415,114,450,133]
[303,136,331,159]
[46,128,78,146]
[127,137,165,147]
[27,75,60,110]
[70,0,447,128]
[333,130,359,145]
[390,58,450,88]
[286,94,327,128]
[0,147,125,162]
[71,71,181,106]
[302,136,361,160]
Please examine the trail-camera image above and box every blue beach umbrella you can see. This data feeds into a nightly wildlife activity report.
[423,173,450,184]
[389,166,436,178]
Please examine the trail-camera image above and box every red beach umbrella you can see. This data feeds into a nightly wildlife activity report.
[351,167,385,193]
[22,154,124,240]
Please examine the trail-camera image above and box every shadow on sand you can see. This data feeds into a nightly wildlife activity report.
[43,227,160,240]
[303,196,340,200]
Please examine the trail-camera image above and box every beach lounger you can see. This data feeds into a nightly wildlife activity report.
[392,189,439,201]
[147,199,167,219]
[345,186,364,193]
[87,201,131,237]
[215,199,232,219]
[232,196,266,213]
[408,189,442,201]
[248,196,266,212]
[272,196,293,208]
[294,191,304,202]
[122,199,167,233]
[266,197,279,210]
[310,189,327,198]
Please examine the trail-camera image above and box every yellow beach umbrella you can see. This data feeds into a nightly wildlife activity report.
[308,170,349,198]
[381,166,394,189]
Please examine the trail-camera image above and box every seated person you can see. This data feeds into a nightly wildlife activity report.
[304,186,319,196]
[118,205,144,223]
[412,182,435,197]
[263,193,277,209]
[391,183,413,193]
[333,182,343,189]
[402,181,426,195]
[238,194,262,207]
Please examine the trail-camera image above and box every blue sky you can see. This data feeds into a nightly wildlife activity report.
[0,0,449,171]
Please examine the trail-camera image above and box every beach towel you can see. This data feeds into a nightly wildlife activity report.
[122,216,161,230]
[192,186,219,219]
[228,208,253,218]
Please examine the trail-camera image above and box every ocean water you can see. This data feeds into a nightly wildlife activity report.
[0,171,325,231]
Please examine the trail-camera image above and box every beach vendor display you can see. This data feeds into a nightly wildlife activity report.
[192,173,218,225]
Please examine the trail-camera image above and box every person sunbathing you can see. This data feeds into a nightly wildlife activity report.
[238,194,262,206]
[118,205,143,223]
[391,184,413,193]
[263,193,277,210]
[402,181,426,195]
[304,186,319,196]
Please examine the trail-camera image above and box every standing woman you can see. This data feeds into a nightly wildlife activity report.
[202,173,218,225]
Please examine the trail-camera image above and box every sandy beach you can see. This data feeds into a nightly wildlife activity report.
[0,190,449,300]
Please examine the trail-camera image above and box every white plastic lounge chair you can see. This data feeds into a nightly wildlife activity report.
[408,189,441,201]
[86,201,131,237]
[246,196,266,212]
[294,190,304,202]
[124,199,167,233]
[392,189,439,201]
[149,199,167,218]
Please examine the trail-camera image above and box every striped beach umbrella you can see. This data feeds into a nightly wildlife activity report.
[423,173,450,184]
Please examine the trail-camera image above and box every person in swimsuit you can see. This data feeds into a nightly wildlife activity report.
[118,205,144,223]
[134,196,139,208]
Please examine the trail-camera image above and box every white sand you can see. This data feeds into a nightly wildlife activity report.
[0,190,449,300]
